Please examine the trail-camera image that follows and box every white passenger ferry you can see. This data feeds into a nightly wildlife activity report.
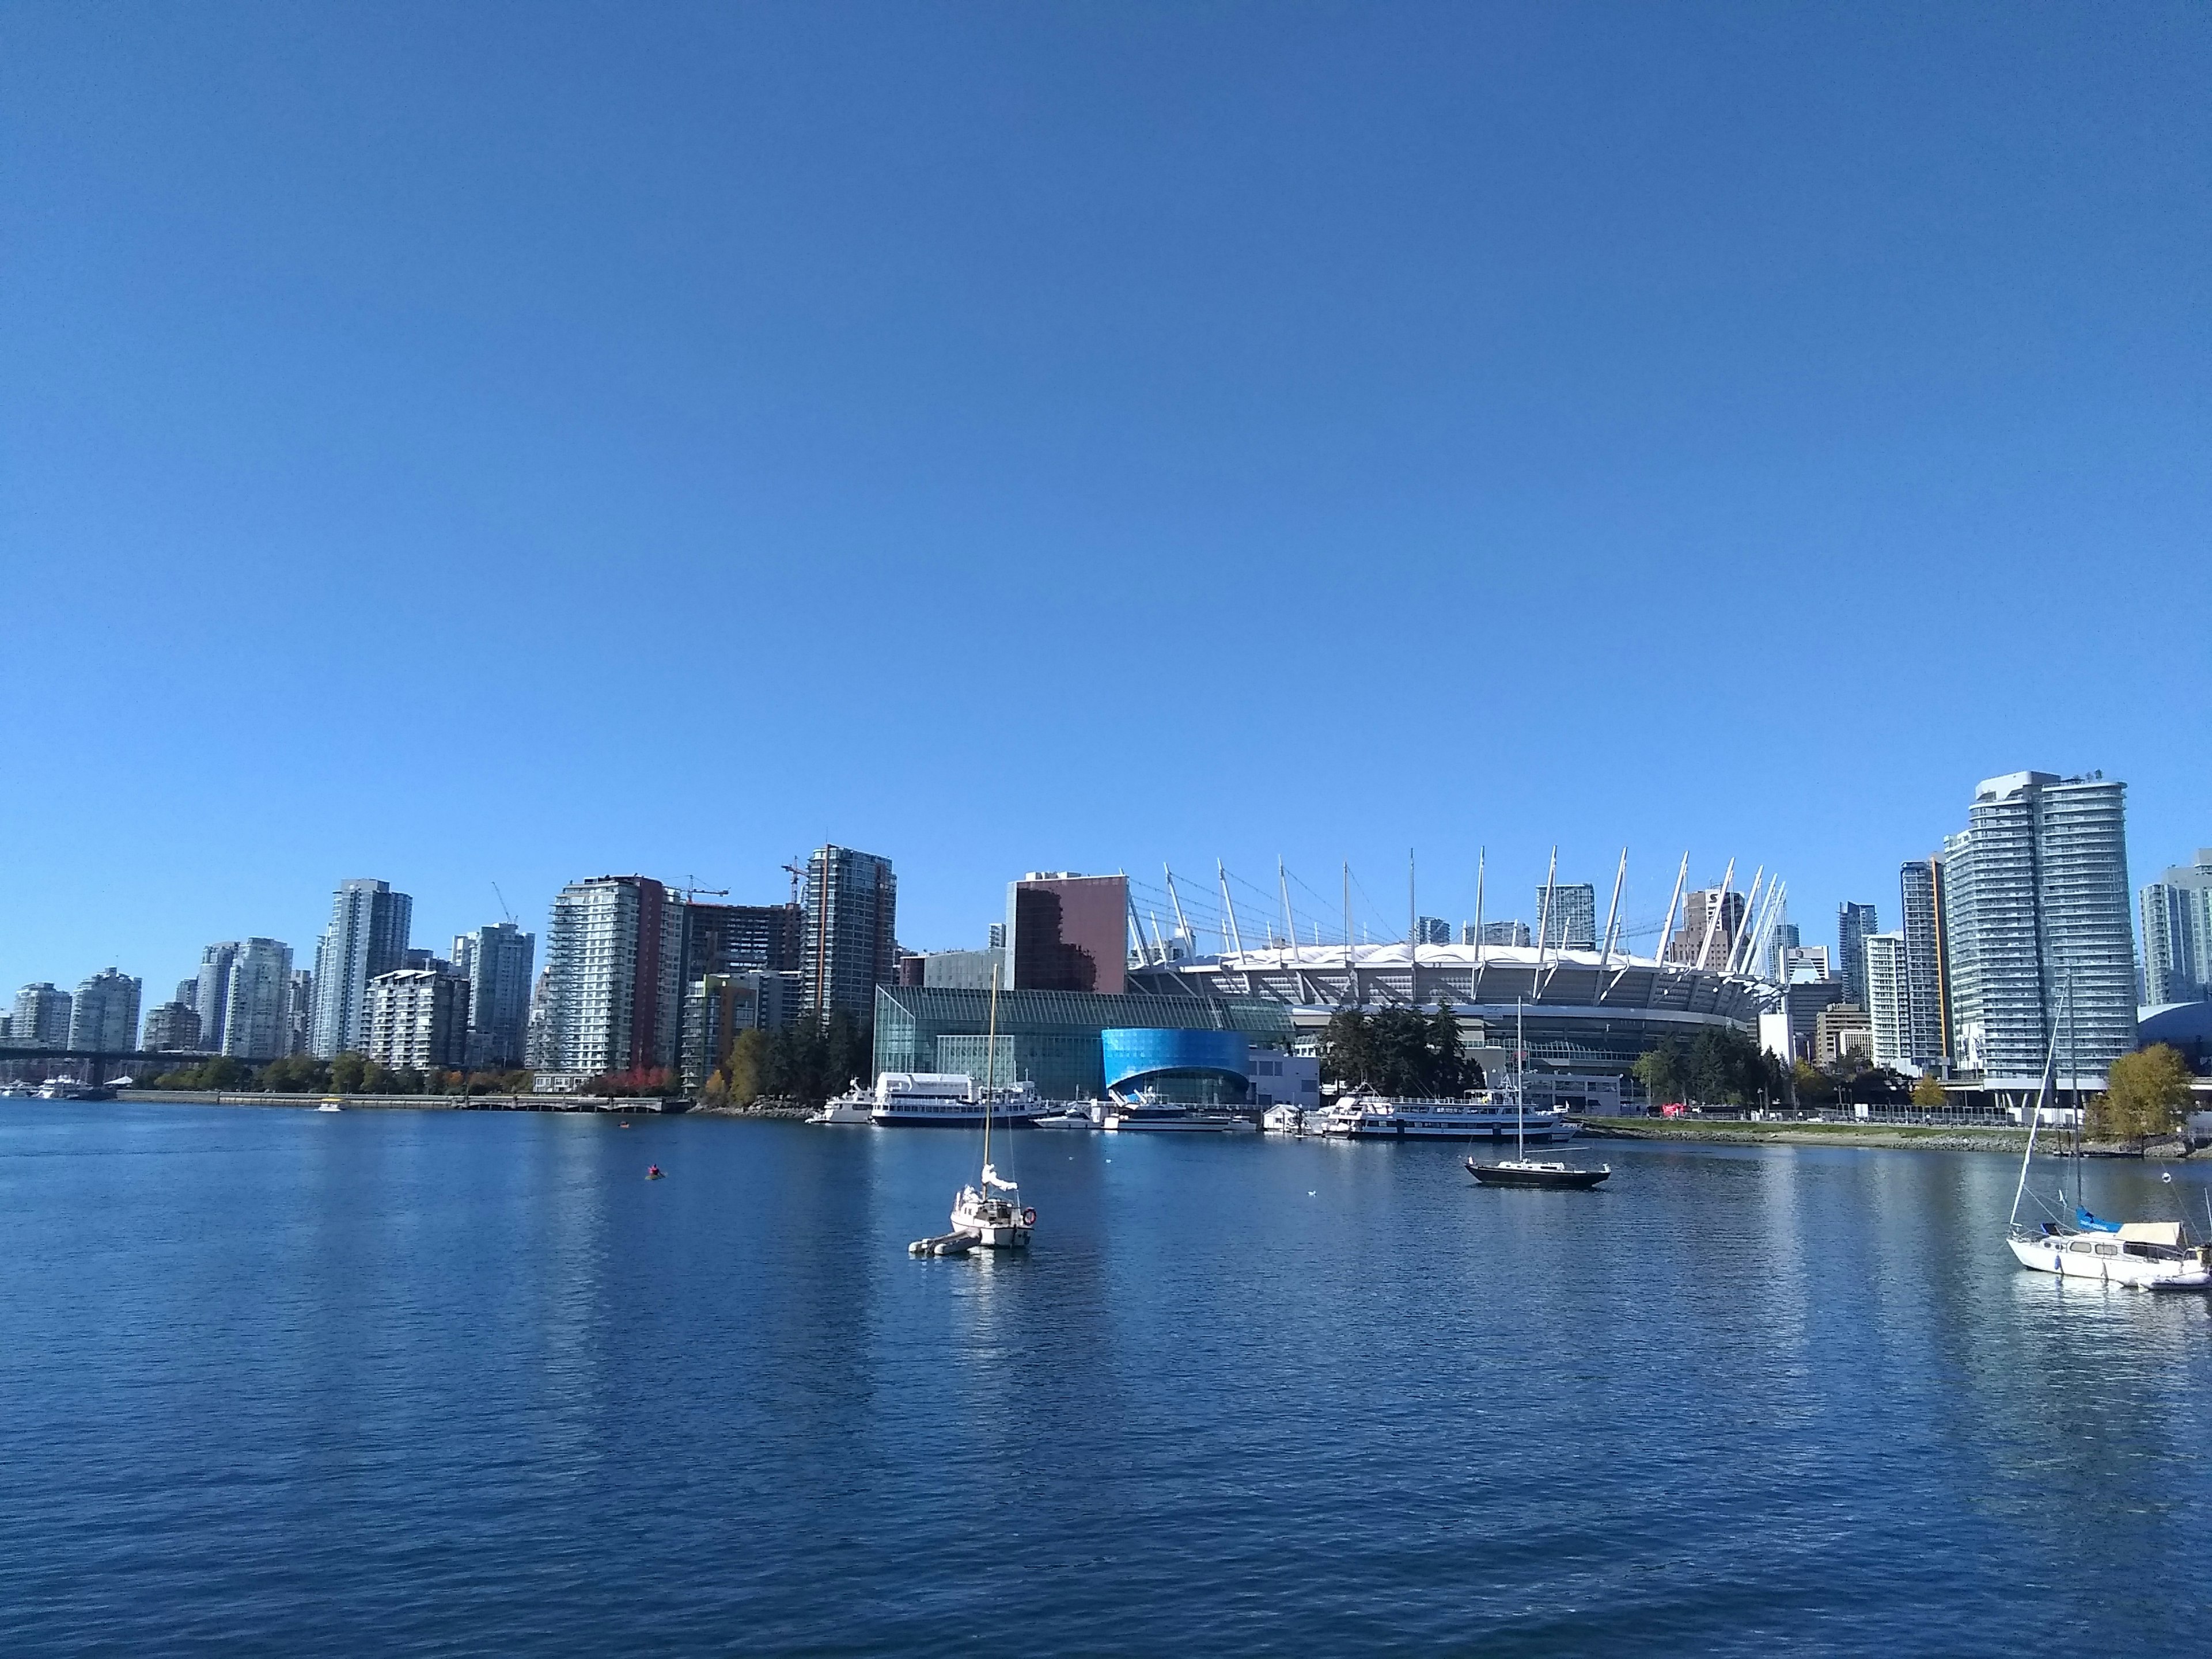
[1316,1088,1578,1143]
[869,1072,1044,1128]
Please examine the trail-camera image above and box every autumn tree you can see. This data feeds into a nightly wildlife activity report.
[2098,1044,2193,1143]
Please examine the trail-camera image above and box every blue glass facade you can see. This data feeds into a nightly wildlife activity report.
[1102,1027,1252,1103]
[874,986,1292,1101]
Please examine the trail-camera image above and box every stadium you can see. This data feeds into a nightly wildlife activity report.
[1124,941,1766,1075]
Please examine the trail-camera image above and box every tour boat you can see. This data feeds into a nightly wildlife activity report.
[2004,1014,2210,1290]
[869,1072,1044,1128]
[1316,1087,1578,1143]
[1467,1003,1610,1190]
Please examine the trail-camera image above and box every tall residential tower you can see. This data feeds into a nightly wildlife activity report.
[310,880,412,1056]
[1937,771,2135,1088]
[803,846,897,1018]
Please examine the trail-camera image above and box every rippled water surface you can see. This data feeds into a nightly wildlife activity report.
[4,1101,2211,1654]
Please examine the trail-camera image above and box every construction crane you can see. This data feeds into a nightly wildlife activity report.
[781,858,809,909]
[667,876,732,903]
[491,882,517,926]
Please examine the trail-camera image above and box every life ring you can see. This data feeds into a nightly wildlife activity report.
[1021,1208,1037,1227]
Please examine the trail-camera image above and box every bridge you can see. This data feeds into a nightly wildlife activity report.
[0,1047,208,1082]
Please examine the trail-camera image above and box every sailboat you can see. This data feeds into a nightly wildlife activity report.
[1468,1001,1610,1190]
[948,965,1035,1248]
[2005,1006,2209,1290]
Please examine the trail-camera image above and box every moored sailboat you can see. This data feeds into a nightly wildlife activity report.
[2005,1010,2209,1290]
[915,965,1035,1254]
[1467,1001,1610,1191]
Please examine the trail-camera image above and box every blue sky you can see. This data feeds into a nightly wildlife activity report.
[4,2,2208,995]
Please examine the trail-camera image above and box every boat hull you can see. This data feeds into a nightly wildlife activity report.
[872,1108,1043,1128]
[1102,1113,1254,1132]
[2006,1234,2212,1290]
[1324,1118,1578,1142]
[1468,1162,1609,1190]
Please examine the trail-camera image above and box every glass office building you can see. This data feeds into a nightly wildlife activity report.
[874,985,1293,1101]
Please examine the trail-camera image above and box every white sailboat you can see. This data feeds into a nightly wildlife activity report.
[2005,1010,2210,1290]
[948,966,1033,1249]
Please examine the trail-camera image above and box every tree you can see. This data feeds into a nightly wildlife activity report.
[1911,1073,1947,1108]
[259,1055,331,1093]
[1792,1059,1835,1106]
[329,1052,369,1094]
[1633,1040,1687,1108]
[1320,1010,1376,1089]
[2100,1044,2194,1143]
[727,1029,767,1105]
[1634,1028,1783,1111]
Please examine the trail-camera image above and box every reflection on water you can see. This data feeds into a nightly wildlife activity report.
[3,1103,2211,1655]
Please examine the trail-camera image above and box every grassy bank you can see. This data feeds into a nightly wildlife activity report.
[1577,1117,2033,1153]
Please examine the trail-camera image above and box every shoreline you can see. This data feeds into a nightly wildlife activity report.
[1576,1117,2201,1159]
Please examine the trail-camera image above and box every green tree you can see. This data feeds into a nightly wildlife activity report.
[259,1055,331,1093]
[1321,1010,1376,1089]
[1792,1059,1835,1106]
[728,1029,767,1105]
[329,1052,369,1094]
[1633,1040,1687,1108]
[2101,1044,2194,1142]
[1911,1073,1947,1108]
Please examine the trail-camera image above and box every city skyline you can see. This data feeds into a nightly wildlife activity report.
[4,6,2207,1002]
[13,801,2212,1043]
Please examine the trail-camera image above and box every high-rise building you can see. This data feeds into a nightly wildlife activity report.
[192,942,240,1053]
[286,969,315,1055]
[542,876,685,1075]
[223,938,296,1060]
[681,903,805,983]
[1415,915,1452,946]
[1937,771,2135,1087]
[1815,1002,1871,1067]
[310,880,412,1056]
[67,969,141,1052]
[804,846,897,1018]
[1779,945,1832,982]
[1836,903,1879,1009]
[1669,887,1748,970]
[2140,850,2212,1005]
[12,984,72,1048]
[452,922,537,1067]
[363,967,471,1071]
[1007,873,1127,994]
[680,971,798,1090]
[1468,919,1531,948]
[1777,978,1847,1060]
[142,1002,202,1051]
[899,949,1002,990]
[1863,933,1913,1074]
[525,967,556,1069]
[1535,883,1597,951]
[1766,922,1803,982]
[1898,858,1950,1072]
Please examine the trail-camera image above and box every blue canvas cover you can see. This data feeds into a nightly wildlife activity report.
[2075,1207,2122,1233]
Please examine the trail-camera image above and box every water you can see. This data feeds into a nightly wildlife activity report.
[3,1101,2210,1654]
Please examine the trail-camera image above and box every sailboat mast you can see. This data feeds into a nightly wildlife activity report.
[1473,847,1486,967]
[983,963,1000,1169]
[1516,998,1527,1160]
[2009,1016,2063,1230]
